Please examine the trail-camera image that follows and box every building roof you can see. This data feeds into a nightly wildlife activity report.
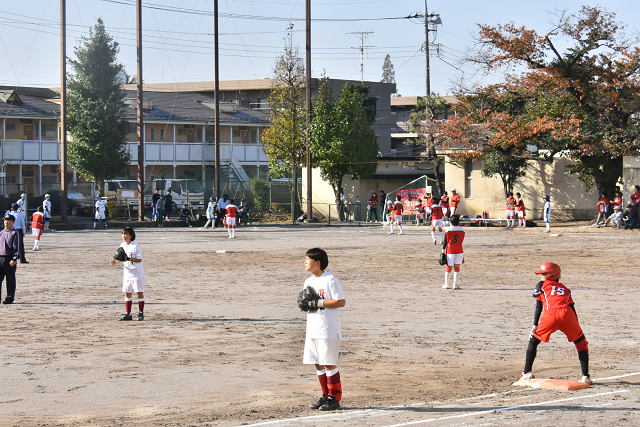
[0,87,268,125]
[390,95,458,107]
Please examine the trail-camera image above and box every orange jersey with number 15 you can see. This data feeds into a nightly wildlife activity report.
[444,225,465,254]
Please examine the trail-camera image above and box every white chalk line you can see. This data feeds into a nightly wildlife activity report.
[241,372,640,427]
[379,390,630,427]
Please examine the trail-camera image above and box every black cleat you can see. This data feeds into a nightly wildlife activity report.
[309,394,327,409]
[319,395,340,411]
[3,299,14,304]
[137,312,145,321]
[119,314,133,321]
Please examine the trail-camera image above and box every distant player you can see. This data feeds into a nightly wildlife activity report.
[42,194,51,231]
[515,192,526,228]
[94,195,108,229]
[442,214,465,289]
[389,196,404,235]
[203,197,216,229]
[519,262,591,385]
[302,248,346,411]
[110,227,145,321]
[440,191,449,217]
[386,200,394,225]
[31,207,44,251]
[430,197,444,245]
[543,195,551,233]
[425,192,433,223]
[506,193,516,227]
[449,188,460,216]
[226,199,238,239]
[414,198,426,225]
[17,193,27,221]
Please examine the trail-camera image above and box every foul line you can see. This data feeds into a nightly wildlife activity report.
[593,372,640,382]
[380,390,630,427]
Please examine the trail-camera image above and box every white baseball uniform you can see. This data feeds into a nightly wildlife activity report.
[95,199,107,220]
[303,271,345,365]
[121,241,145,293]
[43,199,51,219]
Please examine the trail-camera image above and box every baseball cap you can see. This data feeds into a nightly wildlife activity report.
[20,193,26,197]
[44,193,50,197]
[614,205,621,210]
[450,188,456,192]
[3,213,15,221]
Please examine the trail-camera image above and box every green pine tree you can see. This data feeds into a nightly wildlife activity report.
[381,54,396,84]
[66,18,130,188]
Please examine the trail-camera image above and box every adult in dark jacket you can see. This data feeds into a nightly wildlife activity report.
[164,190,173,219]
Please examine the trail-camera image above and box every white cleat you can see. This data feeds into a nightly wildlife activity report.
[581,375,593,385]
[452,284,461,290]
[398,232,404,235]
[442,284,449,289]
[519,372,534,381]
[388,232,394,235]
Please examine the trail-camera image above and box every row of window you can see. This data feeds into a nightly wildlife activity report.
[3,123,58,137]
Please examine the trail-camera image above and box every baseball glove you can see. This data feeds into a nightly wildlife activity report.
[113,247,130,262]
[297,286,320,313]
[438,252,447,266]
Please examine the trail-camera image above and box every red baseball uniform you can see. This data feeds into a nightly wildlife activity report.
[516,199,526,217]
[431,204,443,220]
[440,195,449,209]
[393,201,403,215]
[451,194,460,208]
[532,280,585,343]
[444,226,465,254]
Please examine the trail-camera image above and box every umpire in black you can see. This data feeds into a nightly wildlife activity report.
[0,213,19,304]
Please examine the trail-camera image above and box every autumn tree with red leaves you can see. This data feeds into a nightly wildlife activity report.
[445,6,640,194]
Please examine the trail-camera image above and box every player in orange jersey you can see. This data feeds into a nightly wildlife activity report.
[440,192,449,217]
[506,193,516,227]
[518,262,591,384]
[449,188,460,216]
[430,197,444,245]
[425,192,433,223]
[389,196,404,235]
[515,192,526,228]
[225,199,238,239]
[441,215,464,289]
[413,198,426,225]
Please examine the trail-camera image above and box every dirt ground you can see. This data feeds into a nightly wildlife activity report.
[1,223,639,426]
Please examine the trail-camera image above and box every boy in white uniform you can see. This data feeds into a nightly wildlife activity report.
[42,194,51,231]
[301,248,346,411]
[110,227,145,321]
[94,195,108,229]
[202,197,216,229]
[543,195,551,233]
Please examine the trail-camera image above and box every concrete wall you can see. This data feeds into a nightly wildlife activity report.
[444,157,600,221]
[623,156,640,204]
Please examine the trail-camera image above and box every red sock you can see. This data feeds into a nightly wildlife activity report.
[317,371,329,396]
[327,369,342,401]
[125,300,132,315]
[138,299,145,313]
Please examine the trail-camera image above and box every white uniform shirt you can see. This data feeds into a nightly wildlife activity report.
[304,271,345,339]
[121,241,144,281]
[17,198,26,215]
[206,201,216,219]
[95,199,107,214]
[43,199,52,218]
[544,201,551,222]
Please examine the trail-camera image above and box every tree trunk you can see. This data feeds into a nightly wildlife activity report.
[501,176,509,200]
[431,147,444,195]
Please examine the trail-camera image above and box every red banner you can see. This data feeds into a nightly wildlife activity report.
[396,188,427,215]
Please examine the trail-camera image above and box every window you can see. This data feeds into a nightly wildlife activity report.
[42,176,58,184]
[160,129,165,141]
[465,159,473,198]
[6,175,17,183]
[6,123,16,132]
[178,128,187,136]
[250,130,257,143]
[42,124,57,138]
[232,129,241,138]
[150,129,155,141]
[128,124,137,134]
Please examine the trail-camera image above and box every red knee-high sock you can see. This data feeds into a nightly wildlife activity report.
[125,299,133,315]
[138,298,145,313]
[327,368,342,401]
[317,369,329,396]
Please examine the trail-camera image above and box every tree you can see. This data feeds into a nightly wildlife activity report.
[310,79,379,199]
[381,54,396,84]
[66,18,130,187]
[260,24,306,222]
[466,6,640,194]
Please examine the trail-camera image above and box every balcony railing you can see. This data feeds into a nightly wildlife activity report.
[1,139,268,164]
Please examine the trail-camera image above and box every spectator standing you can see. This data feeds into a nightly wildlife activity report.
[449,188,460,216]
[379,191,386,222]
[164,190,173,219]
[631,185,640,205]
[0,214,19,304]
[594,191,610,227]
[151,189,161,221]
[337,188,346,222]
[367,193,378,223]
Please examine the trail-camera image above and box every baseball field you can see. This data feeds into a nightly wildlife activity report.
[1,224,639,426]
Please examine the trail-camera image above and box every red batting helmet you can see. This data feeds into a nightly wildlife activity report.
[535,262,561,281]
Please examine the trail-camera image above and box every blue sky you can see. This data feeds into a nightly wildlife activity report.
[0,0,637,96]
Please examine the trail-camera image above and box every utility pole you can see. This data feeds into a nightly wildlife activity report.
[305,0,313,221]
[214,0,221,199]
[349,30,375,82]
[136,0,144,220]
[60,0,68,222]
[423,1,441,97]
